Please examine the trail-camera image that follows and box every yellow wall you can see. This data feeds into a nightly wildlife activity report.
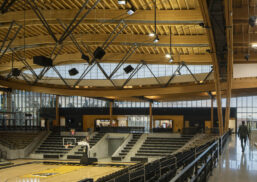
[83,115,118,131]
[205,120,212,129]
[153,115,184,133]
[185,121,190,128]
[83,115,184,132]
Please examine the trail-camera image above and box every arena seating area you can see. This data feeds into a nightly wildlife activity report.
[0,132,40,149]
[35,132,84,159]
[67,132,106,159]
[117,133,142,159]
[93,138,219,182]
[135,135,193,158]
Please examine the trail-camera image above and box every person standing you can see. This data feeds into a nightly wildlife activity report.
[238,121,249,152]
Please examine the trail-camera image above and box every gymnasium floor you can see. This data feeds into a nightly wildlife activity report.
[0,160,134,182]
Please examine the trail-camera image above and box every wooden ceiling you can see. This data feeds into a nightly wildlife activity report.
[1,0,257,102]
[0,0,210,72]
[233,0,257,62]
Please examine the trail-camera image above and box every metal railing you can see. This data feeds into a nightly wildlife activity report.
[79,131,230,182]
[170,131,230,182]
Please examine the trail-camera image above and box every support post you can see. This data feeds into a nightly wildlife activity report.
[198,0,223,135]
[224,0,233,133]
[149,102,153,132]
[110,101,113,126]
[55,95,59,128]
[211,96,214,128]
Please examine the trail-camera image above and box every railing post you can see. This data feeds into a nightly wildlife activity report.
[204,155,207,182]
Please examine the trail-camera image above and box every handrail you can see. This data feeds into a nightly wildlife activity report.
[170,140,218,182]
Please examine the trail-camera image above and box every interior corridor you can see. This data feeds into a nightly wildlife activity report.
[209,135,257,182]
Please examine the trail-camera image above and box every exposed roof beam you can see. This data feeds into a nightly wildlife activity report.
[0,53,212,72]
[0,9,203,25]
[4,34,209,48]
[1,77,257,98]
[234,53,257,63]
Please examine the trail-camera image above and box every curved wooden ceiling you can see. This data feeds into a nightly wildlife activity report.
[0,0,210,73]
[1,0,257,102]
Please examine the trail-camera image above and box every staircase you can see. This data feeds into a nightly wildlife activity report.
[89,133,105,148]
[34,132,84,159]
[67,132,105,160]
[135,136,192,158]
[112,133,142,161]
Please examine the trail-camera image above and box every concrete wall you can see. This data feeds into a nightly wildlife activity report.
[108,138,124,155]
[89,133,128,159]
[112,134,132,157]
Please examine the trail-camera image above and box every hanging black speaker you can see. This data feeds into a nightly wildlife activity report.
[11,68,21,76]
[33,56,53,67]
[93,47,106,60]
[249,16,257,27]
[124,65,134,74]
[69,68,79,76]
[81,54,90,62]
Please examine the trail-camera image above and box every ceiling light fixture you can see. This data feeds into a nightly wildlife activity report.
[175,70,181,75]
[153,36,159,43]
[127,7,135,15]
[118,0,127,5]
[149,32,155,37]
[252,43,257,48]
[153,0,159,44]
[165,54,171,58]
[167,26,173,63]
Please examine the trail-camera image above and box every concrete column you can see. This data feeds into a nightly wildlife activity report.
[55,95,59,127]
[211,96,214,128]
[149,102,153,131]
[110,102,113,126]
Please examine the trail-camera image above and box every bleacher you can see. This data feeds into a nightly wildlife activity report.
[135,135,193,158]
[91,136,221,182]
[0,132,39,149]
[88,132,105,148]
[112,133,142,161]
[67,132,105,160]
[35,132,84,159]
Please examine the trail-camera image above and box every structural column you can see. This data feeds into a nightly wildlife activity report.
[55,95,59,127]
[110,101,113,126]
[149,102,153,131]
[224,0,233,133]
[211,96,214,128]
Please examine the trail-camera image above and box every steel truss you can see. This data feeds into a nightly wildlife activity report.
[0,0,17,14]
[0,21,22,61]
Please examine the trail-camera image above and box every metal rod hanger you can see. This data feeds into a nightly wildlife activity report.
[165,64,182,87]
[122,63,144,88]
[0,21,22,61]
[109,44,138,79]
[144,62,162,86]
[0,0,17,14]
[33,44,64,84]
[10,48,38,80]
[52,66,71,88]
[182,61,199,83]
[28,0,58,42]
[58,0,101,44]
[73,63,96,87]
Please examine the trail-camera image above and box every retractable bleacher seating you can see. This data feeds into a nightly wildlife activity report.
[112,133,142,161]
[67,132,105,159]
[135,135,192,158]
[0,132,39,149]
[35,132,84,159]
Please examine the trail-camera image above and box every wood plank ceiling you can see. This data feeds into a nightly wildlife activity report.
[0,0,211,73]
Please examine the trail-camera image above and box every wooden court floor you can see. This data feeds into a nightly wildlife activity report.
[0,160,134,182]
